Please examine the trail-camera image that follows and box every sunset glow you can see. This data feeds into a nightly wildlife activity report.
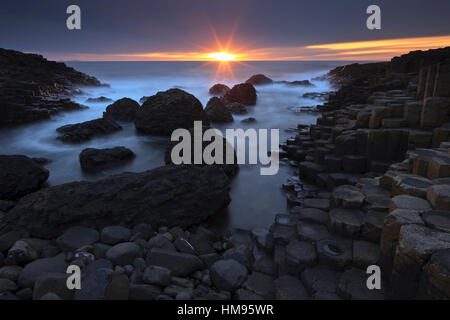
[44,35,450,62]
[206,52,236,61]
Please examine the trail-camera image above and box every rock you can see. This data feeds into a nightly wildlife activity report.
[17,253,67,288]
[379,208,424,275]
[361,210,387,242]
[134,88,209,135]
[173,238,196,255]
[417,249,450,299]
[129,284,162,300]
[204,97,233,123]
[0,155,49,200]
[103,98,140,121]
[297,221,330,242]
[33,272,73,300]
[303,198,330,211]
[0,200,15,212]
[337,268,385,300]
[252,255,276,276]
[0,278,17,293]
[331,185,365,208]
[342,155,367,173]
[294,207,329,225]
[242,272,275,299]
[74,259,129,300]
[392,174,434,198]
[422,210,450,233]
[284,80,314,87]
[3,166,230,238]
[56,118,122,143]
[285,239,316,272]
[316,238,352,270]
[56,227,99,251]
[15,288,32,300]
[101,226,132,245]
[222,83,257,106]
[389,194,431,212]
[329,208,365,238]
[222,244,254,269]
[0,231,21,252]
[427,185,450,210]
[226,102,248,115]
[245,74,273,86]
[106,242,142,266]
[352,240,380,268]
[404,101,423,127]
[148,234,176,251]
[199,253,220,268]
[210,259,248,291]
[209,83,230,96]
[7,240,39,264]
[164,125,239,178]
[0,266,22,282]
[274,275,309,300]
[86,96,112,103]
[79,147,135,173]
[241,117,256,123]
[234,288,264,300]
[143,265,172,286]
[301,265,341,295]
[146,248,203,277]
[421,97,450,129]
[390,224,450,298]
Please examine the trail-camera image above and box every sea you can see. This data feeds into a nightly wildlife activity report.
[0,61,347,230]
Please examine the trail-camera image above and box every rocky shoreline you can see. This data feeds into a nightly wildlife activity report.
[0,47,449,300]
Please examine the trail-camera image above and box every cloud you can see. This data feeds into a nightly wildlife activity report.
[42,35,450,61]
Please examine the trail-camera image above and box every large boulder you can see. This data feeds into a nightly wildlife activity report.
[222,83,257,106]
[209,84,230,96]
[164,126,239,178]
[56,118,122,143]
[1,165,231,238]
[204,97,233,123]
[134,89,209,135]
[226,102,248,115]
[245,74,273,86]
[0,155,49,200]
[103,98,140,121]
[79,147,135,173]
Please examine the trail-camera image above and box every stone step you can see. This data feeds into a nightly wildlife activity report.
[381,117,407,128]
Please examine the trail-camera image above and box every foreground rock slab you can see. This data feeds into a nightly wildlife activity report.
[0,155,49,200]
[2,165,230,238]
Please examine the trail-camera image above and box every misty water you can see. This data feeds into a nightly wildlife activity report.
[0,61,344,230]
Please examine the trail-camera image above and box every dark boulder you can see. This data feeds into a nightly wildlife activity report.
[134,89,209,135]
[226,102,248,115]
[222,83,257,106]
[79,147,135,173]
[2,165,231,238]
[165,126,239,178]
[284,80,314,87]
[0,155,49,200]
[204,97,233,123]
[241,117,256,123]
[103,98,140,121]
[85,96,112,103]
[209,84,230,96]
[245,74,273,86]
[56,118,122,143]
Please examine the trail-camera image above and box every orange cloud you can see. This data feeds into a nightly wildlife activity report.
[43,35,450,61]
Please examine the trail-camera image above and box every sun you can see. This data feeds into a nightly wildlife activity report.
[206,52,236,61]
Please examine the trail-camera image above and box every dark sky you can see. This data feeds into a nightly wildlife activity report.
[1,0,450,60]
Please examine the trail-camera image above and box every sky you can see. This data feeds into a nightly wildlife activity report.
[1,0,450,61]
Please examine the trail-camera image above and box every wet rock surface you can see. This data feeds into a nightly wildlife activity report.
[79,147,135,173]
